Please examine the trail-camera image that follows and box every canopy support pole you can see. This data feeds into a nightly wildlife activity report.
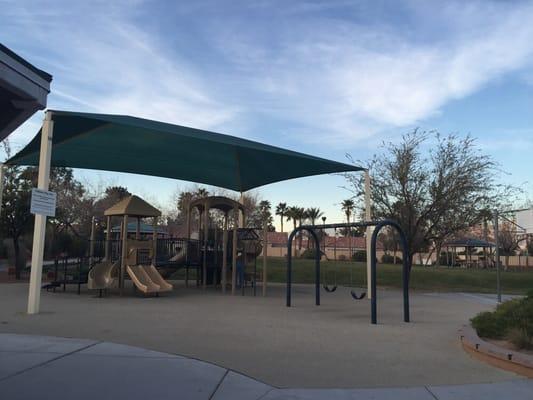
[0,164,5,248]
[152,216,158,265]
[222,213,228,293]
[203,200,209,289]
[232,206,238,295]
[27,111,54,315]
[0,163,4,218]
[89,216,96,267]
[105,216,111,260]
[120,214,128,296]
[262,219,268,297]
[365,170,373,299]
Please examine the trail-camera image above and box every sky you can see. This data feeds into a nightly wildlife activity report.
[1,0,532,228]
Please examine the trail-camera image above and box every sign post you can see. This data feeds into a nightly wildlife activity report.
[27,112,54,314]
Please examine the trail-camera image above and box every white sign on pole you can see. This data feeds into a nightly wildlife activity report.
[30,188,56,217]
[516,208,533,234]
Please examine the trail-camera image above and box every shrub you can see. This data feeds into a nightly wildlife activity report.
[471,311,507,339]
[507,328,532,350]
[338,254,347,261]
[352,250,366,262]
[471,293,533,349]
[381,253,402,264]
[300,248,322,259]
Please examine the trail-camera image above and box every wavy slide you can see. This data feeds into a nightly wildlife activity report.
[88,260,119,290]
[127,265,173,294]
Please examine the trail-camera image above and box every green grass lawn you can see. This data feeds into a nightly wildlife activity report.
[172,257,533,294]
[255,257,533,294]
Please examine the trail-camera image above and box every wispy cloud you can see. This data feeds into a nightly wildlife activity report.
[2,0,533,149]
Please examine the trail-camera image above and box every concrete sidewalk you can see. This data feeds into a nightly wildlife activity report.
[0,334,531,400]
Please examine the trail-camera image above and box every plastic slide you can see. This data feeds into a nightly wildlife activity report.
[88,260,119,290]
[168,247,187,263]
[145,265,173,291]
[126,265,160,294]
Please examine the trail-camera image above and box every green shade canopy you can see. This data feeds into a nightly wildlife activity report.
[6,110,363,191]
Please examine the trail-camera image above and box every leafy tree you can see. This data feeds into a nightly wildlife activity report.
[93,186,131,217]
[0,160,33,278]
[275,202,288,232]
[344,130,515,262]
[498,223,521,270]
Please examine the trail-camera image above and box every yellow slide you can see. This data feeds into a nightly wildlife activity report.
[145,265,173,291]
[88,260,119,290]
[127,265,160,294]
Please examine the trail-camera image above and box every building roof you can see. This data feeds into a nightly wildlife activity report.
[6,110,363,192]
[104,195,161,217]
[0,43,52,141]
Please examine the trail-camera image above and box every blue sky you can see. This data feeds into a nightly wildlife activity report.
[1,0,532,227]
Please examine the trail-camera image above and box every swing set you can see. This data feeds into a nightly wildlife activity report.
[322,227,366,300]
[286,219,410,324]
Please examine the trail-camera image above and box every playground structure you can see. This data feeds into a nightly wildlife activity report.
[186,196,263,294]
[2,110,363,313]
[87,195,172,296]
[285,220,411,325]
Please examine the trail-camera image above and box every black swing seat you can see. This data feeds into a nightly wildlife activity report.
[323,284,337,293]
[351,290,366,300]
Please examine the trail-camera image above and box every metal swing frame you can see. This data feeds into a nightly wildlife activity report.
[286,219,411,324]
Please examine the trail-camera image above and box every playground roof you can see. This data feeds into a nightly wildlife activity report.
[104,195,161,217]
[6,110,363,192]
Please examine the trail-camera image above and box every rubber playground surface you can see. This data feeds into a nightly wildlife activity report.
[0,282,523,388]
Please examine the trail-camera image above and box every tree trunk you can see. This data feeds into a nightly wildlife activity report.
[280,215,284,233]
[434,242,442,267]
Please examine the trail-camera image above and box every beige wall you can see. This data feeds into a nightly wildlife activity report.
[260,244,533,268]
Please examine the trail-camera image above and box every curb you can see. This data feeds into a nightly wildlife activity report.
[459,325,533,378]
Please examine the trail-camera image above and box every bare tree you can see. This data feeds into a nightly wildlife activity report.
[344,130,516,263]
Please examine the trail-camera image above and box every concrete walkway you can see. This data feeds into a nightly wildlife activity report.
[0,283,521,388]
[1,334,531,400]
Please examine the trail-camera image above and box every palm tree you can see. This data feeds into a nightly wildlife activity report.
[305,207,323,249]
[286,206,299,232]
[341,199,355,258]
[306,207,323,226]
[294,207,306,250]
[195,188,209,198]
[275,202,288,232]
[284,206,299,253]
[341,199,355,225]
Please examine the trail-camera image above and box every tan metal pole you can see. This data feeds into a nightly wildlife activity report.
[152,216,158,264]
[262,219,268,297]
[203,200,209,289]
[89,216,96,267]
[231,206,238,295]
[105,215,111,260]
[27,112,54,314]
[364,170,373,299]
[222,213,228,293]
[120,214,128,296]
